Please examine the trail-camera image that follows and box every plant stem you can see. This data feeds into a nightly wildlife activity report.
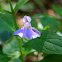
[8,0,24,62]
[8,0,19,30]
[17,37,25,62]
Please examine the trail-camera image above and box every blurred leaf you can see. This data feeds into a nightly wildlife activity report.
[20,3,35,12]
[52,5,62,17]
[0,54,11,62]
[2,3,11,11]
[3,36,31,57]
[0,30,10,42]
[0,14,15,33]
[0,9,11,14]
[3,36,22,62]
[32,14,59,31]
[34,0,46,13]
[2,3,16,12]
[40,54,62,62]
[31,18,37,28]
[9,58,21,62]
[23,37,29,43]
[14,0,29,12]
[3,36,19,55]
[26,30,62,54]
[40,16,59,31]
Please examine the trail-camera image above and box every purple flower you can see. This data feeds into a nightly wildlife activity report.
[13,16,41,39]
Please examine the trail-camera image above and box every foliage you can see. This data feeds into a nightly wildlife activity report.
[32,14,59,31]
[3,36,19,55]
[0,0,62,62]
[0,54,11,62]
[52,5,62,17]
[26,30,62,54]
[14,0,29,12]
[0,13,15,33]
[19,3,35,12]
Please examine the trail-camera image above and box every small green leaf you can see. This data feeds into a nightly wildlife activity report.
[14,0,29,12]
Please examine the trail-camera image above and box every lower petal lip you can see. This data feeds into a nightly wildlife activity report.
[13,27,40,39]
[32,28,41,35]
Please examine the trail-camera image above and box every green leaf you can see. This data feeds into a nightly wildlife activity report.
[0,54,11,62]
[0,14,16,33]
[0,30,10,42]
[3,36,19,55]
[32,14,59,31]
[14,0,29,12]
[3,36,21,62]
[26,37,44,52]
[40,16,59,31]
[52,5,62,17]
[40,54,62,62]
[26,30,62,54]
[31,18,37,28]
[41,31,62,54]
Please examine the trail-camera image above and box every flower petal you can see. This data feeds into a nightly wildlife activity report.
[23,28,32,39]
[13,28,22,35]
[24,27,40,39]
[13,16,41,39]
[13,28,25,38]
[23,16,27,23]
[26,16,31,22]
[31,27,41,39]
[32,27,41,35]
[23,16,31,23]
